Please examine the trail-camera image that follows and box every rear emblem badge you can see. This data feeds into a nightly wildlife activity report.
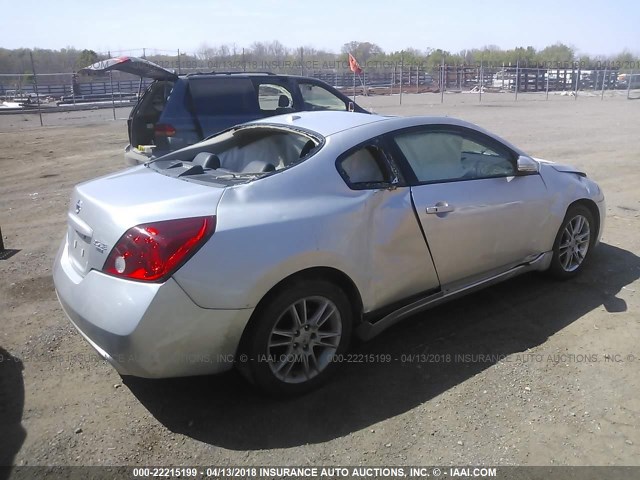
[93,240,108,254]
[75,200,83,214]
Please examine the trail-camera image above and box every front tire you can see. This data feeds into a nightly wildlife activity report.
[238,280,352,396]
[548,205,595,279]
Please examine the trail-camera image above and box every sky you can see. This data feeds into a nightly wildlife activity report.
[3,0,639,57]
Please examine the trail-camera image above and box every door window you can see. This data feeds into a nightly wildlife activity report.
[393,130,515,183]
[298,82,347,111]
[460,137,515,178]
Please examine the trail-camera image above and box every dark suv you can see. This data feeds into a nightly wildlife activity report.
[81,57,368,165]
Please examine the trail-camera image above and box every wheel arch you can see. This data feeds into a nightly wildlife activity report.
[567,198,601,240]
[236,266,364,355]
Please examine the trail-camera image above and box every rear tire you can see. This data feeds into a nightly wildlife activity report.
[237,280,352,396]
[548,205,595,279]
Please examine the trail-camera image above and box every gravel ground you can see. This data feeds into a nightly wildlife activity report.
[0,92,639,473]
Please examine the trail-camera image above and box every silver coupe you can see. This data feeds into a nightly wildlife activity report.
[53,111,605,395]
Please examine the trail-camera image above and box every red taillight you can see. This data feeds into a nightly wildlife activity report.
[103,216,215,282]
[154,123,176,137]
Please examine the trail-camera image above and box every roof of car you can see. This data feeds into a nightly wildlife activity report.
[245,112,386,136]
[243,111,503,138]
[184,71,276,77]
[242,112,527,155]
[182,72,327,80]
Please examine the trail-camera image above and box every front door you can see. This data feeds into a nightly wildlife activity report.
[389,126,551,286]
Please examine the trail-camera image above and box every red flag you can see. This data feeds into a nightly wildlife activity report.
[348,53,362,74]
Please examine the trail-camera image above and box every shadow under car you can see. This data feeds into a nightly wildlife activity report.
[124,242,638,450]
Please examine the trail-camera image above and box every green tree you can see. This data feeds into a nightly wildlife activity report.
[535,43,575,64]
[76,49,99,69]
[613,49,635,72]
[341,41,384,64]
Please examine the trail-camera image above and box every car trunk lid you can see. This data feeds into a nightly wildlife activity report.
[79,56,178,81]
[80,57,179,155]
[66,166,224,277]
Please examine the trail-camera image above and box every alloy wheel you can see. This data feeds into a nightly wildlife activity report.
[558,214,591,272]
[267,296,342,384]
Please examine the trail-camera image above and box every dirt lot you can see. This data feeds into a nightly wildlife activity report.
[1,93,639,471]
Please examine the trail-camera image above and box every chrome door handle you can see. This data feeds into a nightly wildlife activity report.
[426,202,454,214]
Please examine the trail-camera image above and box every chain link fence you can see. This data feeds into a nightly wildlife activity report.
[2,53,638,126]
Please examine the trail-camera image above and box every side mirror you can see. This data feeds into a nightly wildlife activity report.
[517,155,539,174]
[348,101,355,112]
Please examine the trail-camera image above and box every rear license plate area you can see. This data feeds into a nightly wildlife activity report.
[68,227,91,274]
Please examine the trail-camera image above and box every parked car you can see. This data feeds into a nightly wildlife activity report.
[80,57,368,165]
[53,111,605,395]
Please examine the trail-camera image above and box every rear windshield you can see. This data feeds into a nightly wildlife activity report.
[188,77,259,115]
[149,126,322,185]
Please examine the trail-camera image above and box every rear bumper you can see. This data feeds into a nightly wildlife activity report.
[53,238,253,378]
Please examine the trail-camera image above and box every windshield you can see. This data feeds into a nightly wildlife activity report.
[148,126,322,184]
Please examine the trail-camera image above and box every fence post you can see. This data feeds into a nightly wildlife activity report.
[515,61,519,101]
[109,71,116,120]
[391,62,395,96]
[440,57,445,104]
[352,69,356,103]
[29,52,43,127]
[627,70,633,99]
[399,54,403,105]
[601,67,607,100]
[479,61,483,103]
[545,68,549,100]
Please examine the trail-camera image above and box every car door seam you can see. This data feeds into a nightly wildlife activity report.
[409,189,442,286]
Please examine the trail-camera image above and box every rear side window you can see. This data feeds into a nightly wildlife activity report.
[146,81,173,112]
[256,83,294,112]
[337,146,389,189]
[188,77,259,115]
